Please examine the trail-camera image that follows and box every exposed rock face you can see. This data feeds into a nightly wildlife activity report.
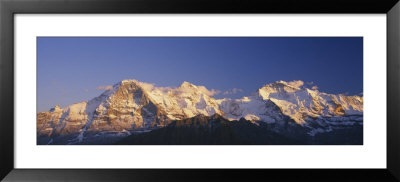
[37,79,363,144]
[37,80,172,139]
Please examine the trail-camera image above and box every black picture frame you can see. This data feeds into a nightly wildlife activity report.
[1,0,399,181]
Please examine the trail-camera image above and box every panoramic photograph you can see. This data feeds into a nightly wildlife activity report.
[37,37,363,145]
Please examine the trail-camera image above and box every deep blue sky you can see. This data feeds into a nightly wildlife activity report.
[37,37,363,112]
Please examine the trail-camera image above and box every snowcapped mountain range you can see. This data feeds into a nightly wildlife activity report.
[37,79,363,144]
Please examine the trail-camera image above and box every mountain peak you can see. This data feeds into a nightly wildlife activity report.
[275,80,304,89]
[179,81,196,88]
[265,80,305,91]
[256,80,305,99]
[121,79,139,85]
[118,79,152,91]
[49,105,62,112]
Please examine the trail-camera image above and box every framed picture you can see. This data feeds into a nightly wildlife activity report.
[1,0,399,181]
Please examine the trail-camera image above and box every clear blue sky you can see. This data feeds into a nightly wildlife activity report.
[37,37,363,112]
